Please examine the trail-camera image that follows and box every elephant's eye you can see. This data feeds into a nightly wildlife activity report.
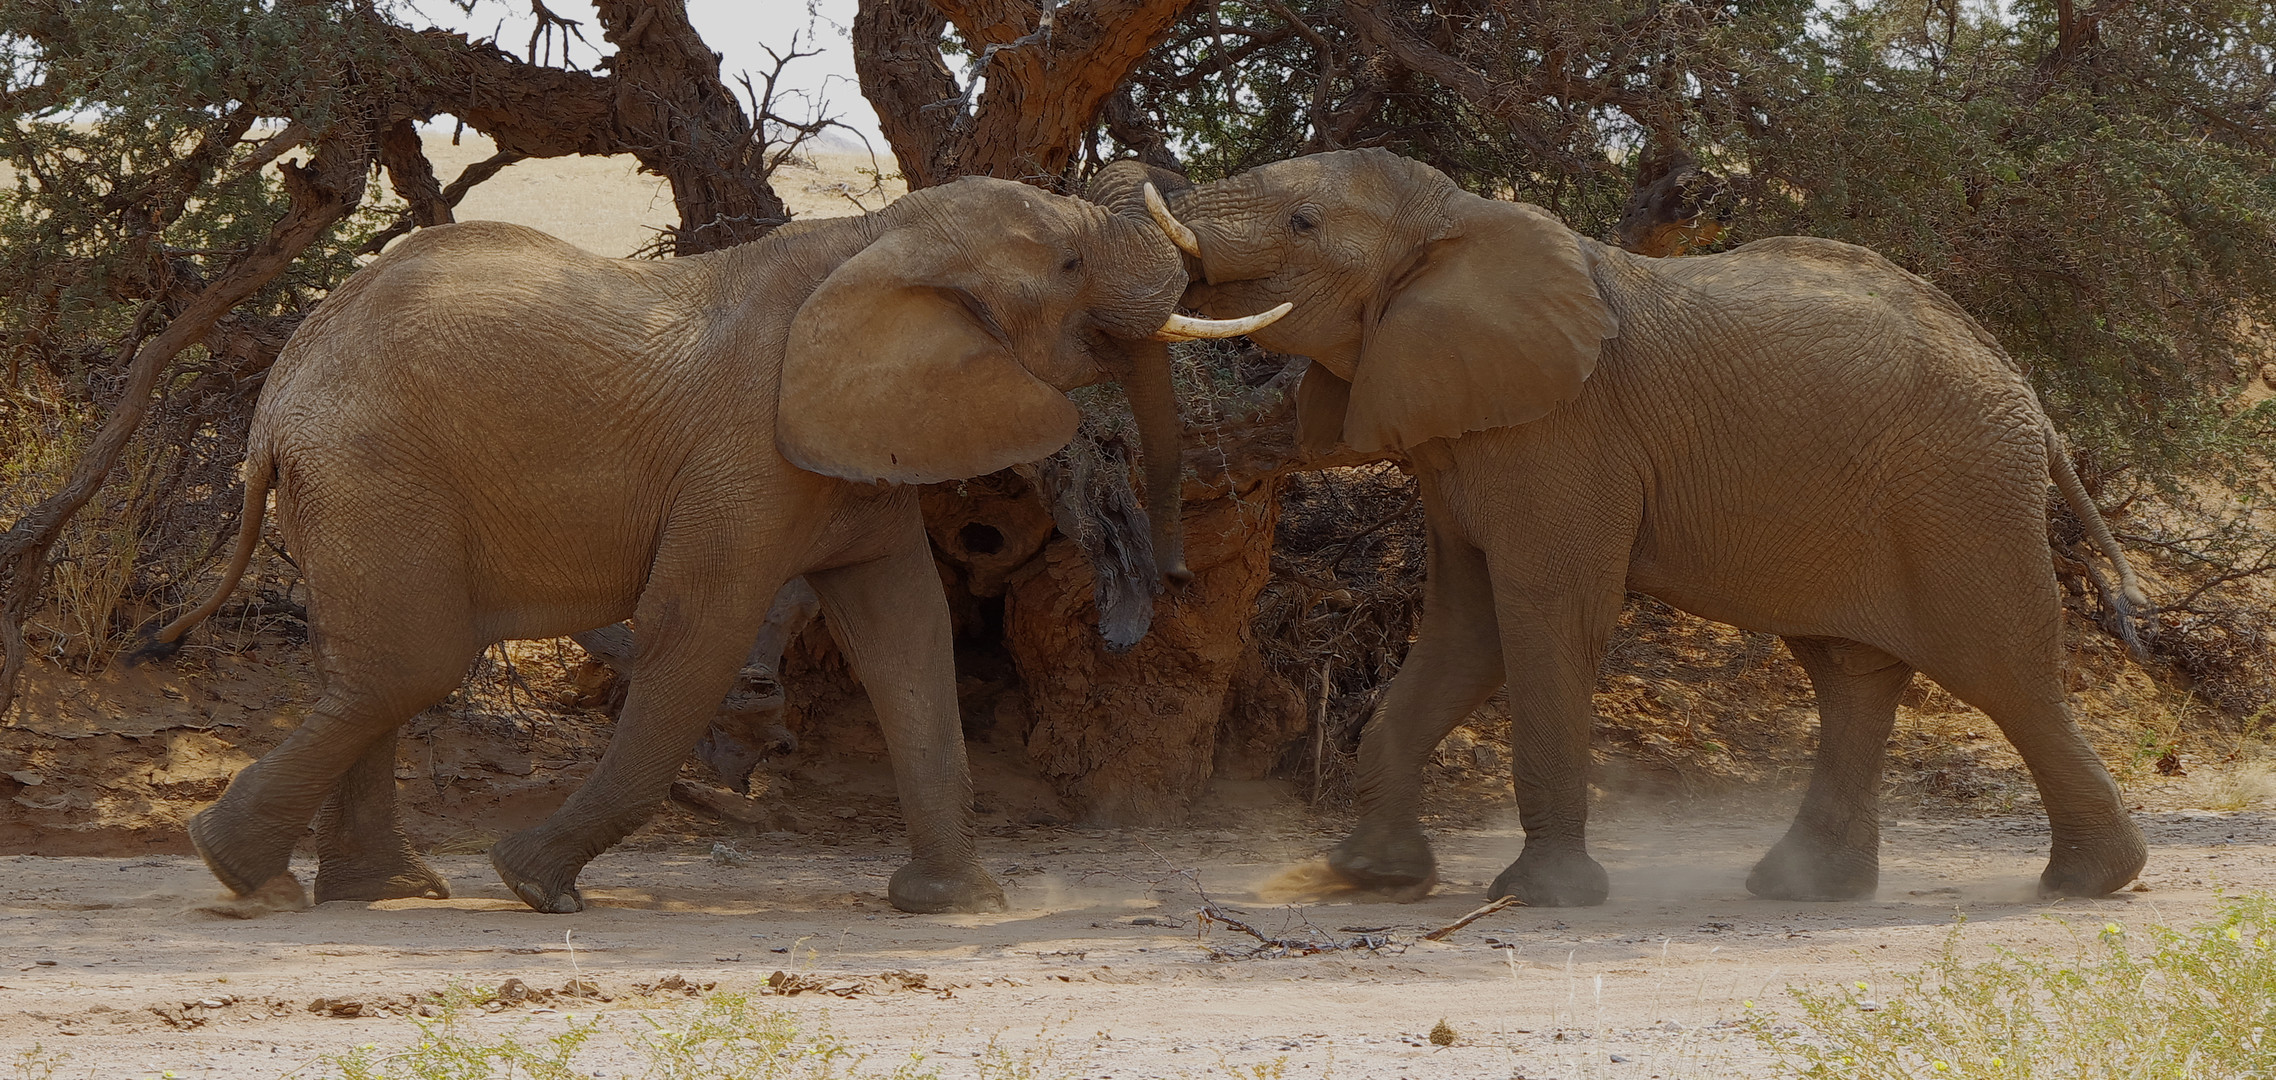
[1061,253,1084,273]
[1290,210,1318,234]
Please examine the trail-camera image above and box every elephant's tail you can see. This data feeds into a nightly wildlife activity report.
[127,449,276,665]
[2045,427,2153,655]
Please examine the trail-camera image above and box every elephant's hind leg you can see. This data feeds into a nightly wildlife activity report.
[1921,656,2146,897]
[1747,637,1912,901]
[311,729,450,903]
[1328,517,1505,900]
[190,640,471,902]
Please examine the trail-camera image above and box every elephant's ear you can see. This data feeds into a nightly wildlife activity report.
[778,231,1082,485]
[1344,196,1617,454]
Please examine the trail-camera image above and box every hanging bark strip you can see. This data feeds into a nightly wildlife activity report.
[0,128,378,715]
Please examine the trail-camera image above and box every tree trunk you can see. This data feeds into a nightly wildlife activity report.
[854,0,1314,823]
[1008,478,1282,823]
[592,0,790,252]
[856,0,1196,188]
[0,125,376,713]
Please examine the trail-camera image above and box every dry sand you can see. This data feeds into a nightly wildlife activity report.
[420,131,902,256]
[2,799,2267,1079]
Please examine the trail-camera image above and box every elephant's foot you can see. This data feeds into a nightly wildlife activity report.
[187,805,293,900]
[887,860,1007,914]
[1746,832,1878,901]
[315,848,452,904]
[2038,821,2149,898]
[489,833,586,914]
[1326,820,1439,902]
[1490,847,1609,907]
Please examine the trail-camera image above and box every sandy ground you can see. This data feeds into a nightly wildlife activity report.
[421,131,901,254]
[2,787,2268,1080]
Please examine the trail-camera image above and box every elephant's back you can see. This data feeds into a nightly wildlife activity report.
[260,220,746,441]
[1630,236,2013,375]
[249,223,764,626]
[1580,238,2056,635]
[1595,236,2036,427]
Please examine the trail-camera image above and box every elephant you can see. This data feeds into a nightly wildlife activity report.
[137,175,1286,915]
[1098,148,2151,905]
[570,577,821,794]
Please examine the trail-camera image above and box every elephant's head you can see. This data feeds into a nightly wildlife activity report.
[1103,148,1618,457]
[778,175,1283,585]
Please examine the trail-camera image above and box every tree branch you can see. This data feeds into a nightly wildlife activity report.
[0,124,377,714]
[860,0,1199,189]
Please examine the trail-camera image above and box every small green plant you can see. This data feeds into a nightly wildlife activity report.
[323,985,594,1080]
[1208,1053,1289,1080]
[1756,893,2276,1078]
[10,1044,66,1080]
[969,1027,1080,1080]
[2123,725,2185,785]
[636,992,934,1080]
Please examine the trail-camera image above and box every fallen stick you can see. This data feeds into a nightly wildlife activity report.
[1422,895,1523,941]
[669,779,770,825]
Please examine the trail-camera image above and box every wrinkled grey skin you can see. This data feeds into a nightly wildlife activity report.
[1099,149,2149,906]
[144,177,1206,916]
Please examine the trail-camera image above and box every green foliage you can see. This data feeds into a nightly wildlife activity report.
[1127,0,2276,480]
[1737,0,2276,476]
[0,0,396,387]
[1757,893,2276,1078]
[0,1,403,653]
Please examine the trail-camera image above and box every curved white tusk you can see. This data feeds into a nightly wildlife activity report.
[1144,182,1202,258]
[1150,302,1293,342]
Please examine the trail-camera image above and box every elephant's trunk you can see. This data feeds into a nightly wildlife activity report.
[1120,338,1191,585]
[1088,162,1203,588]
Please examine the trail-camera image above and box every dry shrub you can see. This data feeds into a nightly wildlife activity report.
[1254,463,1426,804]
[2,370,184,670]
[1,355,278,678]
[1761,894,2276,1078]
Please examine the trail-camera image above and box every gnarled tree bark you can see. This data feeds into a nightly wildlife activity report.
[854,0,1334,823]
[856,0,1197,188]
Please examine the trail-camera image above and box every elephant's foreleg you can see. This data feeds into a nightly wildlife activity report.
[808,530,1006,914]
[489,582,763,914]
[1490,582,1624,908]
[1328,517,1504,900]
[1747,637,1911,901]
[311,729,450,903]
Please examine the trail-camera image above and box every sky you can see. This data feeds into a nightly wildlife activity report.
[406,0,892,145]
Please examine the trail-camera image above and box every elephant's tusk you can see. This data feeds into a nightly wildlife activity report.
[1149,302,1293,342]
[1144,183,1202,258]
